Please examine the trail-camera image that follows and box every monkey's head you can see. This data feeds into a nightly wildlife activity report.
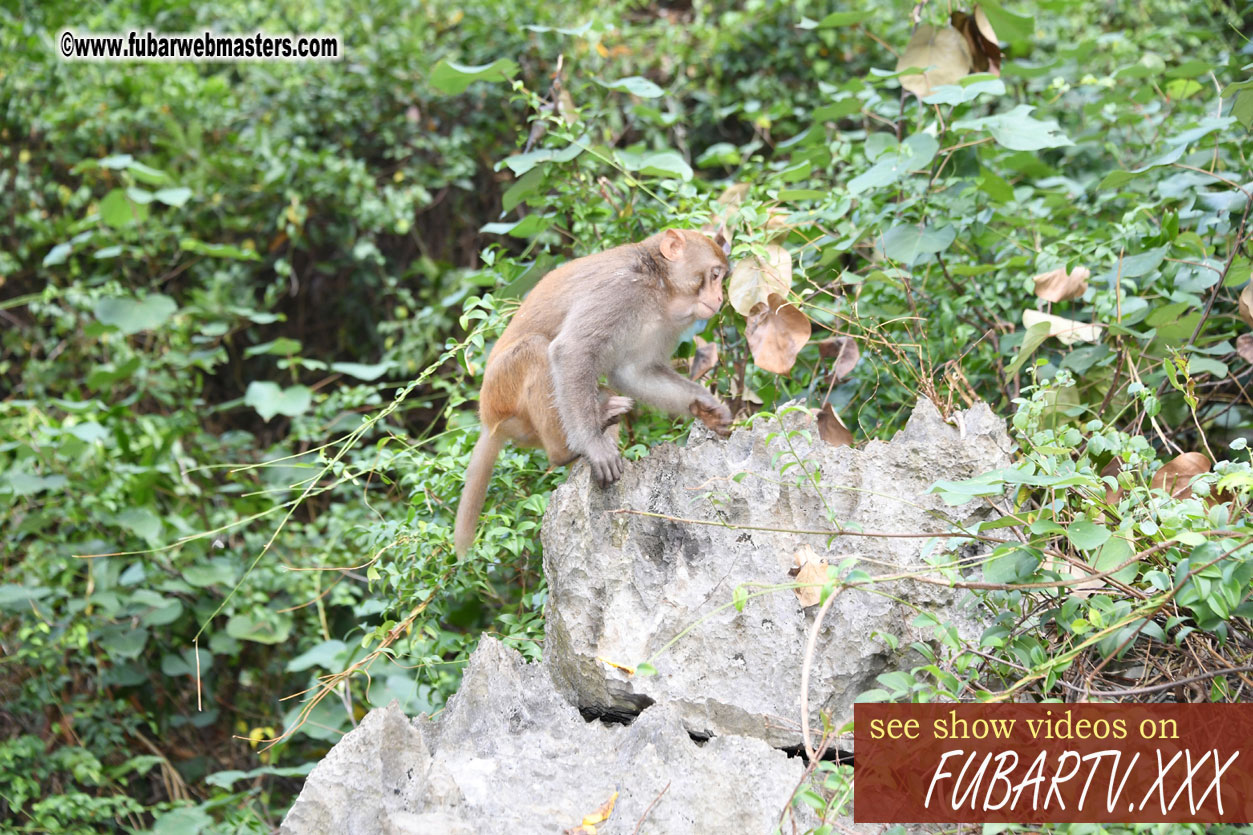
[658,228,732,322]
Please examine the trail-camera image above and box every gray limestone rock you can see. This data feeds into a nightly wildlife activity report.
[281,637,821,834]
[542,400,1011,749]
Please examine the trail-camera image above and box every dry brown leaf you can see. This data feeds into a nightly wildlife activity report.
[1238,332,1253,364]
[897,24,973,98]
[951,7,1002,75]
[1032,266,1091,303]
[816,402,853,447]
[791,545,827,608]
[689,336,719,381]
[717,183,750,207]
[1240,283,1253,328]
[974,6,999,45]
[729,245,792,316]
[557,88,578,125]
[746,293,811,374]
[1022,309,1104,346]
[817,336,860,381]
[1151,452,1211,499]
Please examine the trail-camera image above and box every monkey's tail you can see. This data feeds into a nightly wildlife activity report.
[453,430,504,557]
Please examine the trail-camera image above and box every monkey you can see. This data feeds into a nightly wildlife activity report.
[453,227,734,556]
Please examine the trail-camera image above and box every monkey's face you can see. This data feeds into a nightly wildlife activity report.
[693,262,726,319]
[661,229,731,324]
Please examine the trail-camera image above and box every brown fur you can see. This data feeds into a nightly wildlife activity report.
[453,228,732,555]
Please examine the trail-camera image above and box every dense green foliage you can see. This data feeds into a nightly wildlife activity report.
[1,0,1251,830]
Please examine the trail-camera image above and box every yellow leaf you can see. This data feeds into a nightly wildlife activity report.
[582,792,618,826]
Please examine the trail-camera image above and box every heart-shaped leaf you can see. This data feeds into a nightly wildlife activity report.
[244,381,313,421]
[94,293,177,335]
[728,245,792,315]
[746,293,811,374]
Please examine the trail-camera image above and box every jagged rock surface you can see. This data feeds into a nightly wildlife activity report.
[281,638,820,834]
[542,400,1011,749]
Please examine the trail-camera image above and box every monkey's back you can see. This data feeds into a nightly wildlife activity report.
[493,242,642,353]
[479,240,651,435]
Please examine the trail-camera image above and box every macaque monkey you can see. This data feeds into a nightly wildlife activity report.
[453,228,734,556]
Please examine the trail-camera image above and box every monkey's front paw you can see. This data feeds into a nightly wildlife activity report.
[586,440,625,487]
[690,396,733,438]
[600,396,634,428]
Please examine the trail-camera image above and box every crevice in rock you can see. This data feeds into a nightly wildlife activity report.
[781,744,854,766]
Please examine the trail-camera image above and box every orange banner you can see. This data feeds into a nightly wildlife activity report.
[854,704,1253,823]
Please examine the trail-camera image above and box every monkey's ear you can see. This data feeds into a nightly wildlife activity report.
[712,225,732,257]
[659,228,686,261]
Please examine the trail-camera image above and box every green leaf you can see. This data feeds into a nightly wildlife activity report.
[595,76,664,98]
[977,0,1034,41]
[985,548,1039,584]
[183,560,237,588]
[116,508,162,544]
[1067,519,1111,551]
[244,338,302,358]
[881,223,955,264]
[480,214,553,238]
[1233,90,1253,128]
[930,471,1006,505]
[1092,536,1138,586]
[100,627,149,659]
[180,238,260,260]
[848,133,939,195]
[812,97,861,122]
[619,149,692,180]
[1176,530,1207,546]
[954,105,1072,151]
[204,764,313,789]
[922,77,1006,105]
[93,293,177,335]
[225,610,293,645]
[126,160,170,186]
[501,139,586,176]
[287,639,348,672]
[43,242,73,266]
[1119,246,1168,278]
[150,807,213,835]
[153,187,192,207]
[3,472,68,495]
[1005,321,1052,376]
[778,188,828,201]
[979,168,1015,204]
[331,361,394,381]
[501,167,545,212]
[0,584,52,608]
[244,381,313,421]
[429,58,519,95]
[142,598,183,627]
[733,585,748,612]
[818,10,871,26]
[635,662,657,677]
[99,188,149,228]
